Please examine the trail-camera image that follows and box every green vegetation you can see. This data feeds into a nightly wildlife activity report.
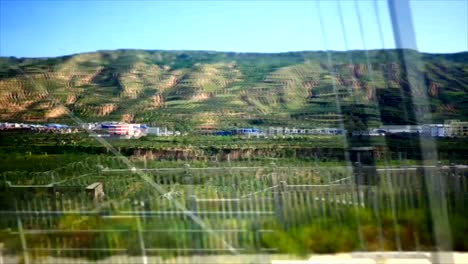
[0,131,467,260]
[1,131,468,170]
[0,48,467,260]
[261,208,468,254]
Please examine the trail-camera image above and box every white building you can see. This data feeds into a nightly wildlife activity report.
[147,127,170,136]
[445,120,468,137]
[380,125,422,134]
[421,124,450,137]
[352,130,384,137]
[147,127,161,135]
[80,123,98,130]
[100,123,147,138]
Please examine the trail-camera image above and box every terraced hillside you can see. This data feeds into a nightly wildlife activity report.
[0,49,466,130]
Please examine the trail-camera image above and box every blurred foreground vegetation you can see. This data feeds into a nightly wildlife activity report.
[0,131,467,261]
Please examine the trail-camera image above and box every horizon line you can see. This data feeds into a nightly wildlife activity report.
[1,48,468,59]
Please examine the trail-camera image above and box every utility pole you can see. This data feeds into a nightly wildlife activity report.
[387,1,453,262]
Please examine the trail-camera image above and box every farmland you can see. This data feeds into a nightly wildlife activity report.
[0,130,467,262]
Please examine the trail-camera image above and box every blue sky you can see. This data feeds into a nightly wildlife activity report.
[0,0,467,57]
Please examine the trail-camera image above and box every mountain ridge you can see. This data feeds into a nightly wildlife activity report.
[0,49,466,131]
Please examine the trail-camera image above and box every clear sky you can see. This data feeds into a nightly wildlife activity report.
[0,0,467,58]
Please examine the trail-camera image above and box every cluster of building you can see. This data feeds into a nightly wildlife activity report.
[0,121,180,138]
[199,126,345,136]
[198,126,262,136]
[263,127,345,136]
[353,120,468,138]
[199,120,468,138]
[93,122,148,138]
[0,122,77,133]
[84,122,181,138]
[2,119,467,139]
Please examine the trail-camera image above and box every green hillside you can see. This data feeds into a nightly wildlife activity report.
[0,49,466,130]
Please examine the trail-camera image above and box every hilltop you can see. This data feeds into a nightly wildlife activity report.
[0,49,466,131]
